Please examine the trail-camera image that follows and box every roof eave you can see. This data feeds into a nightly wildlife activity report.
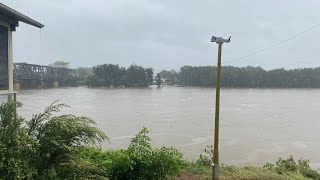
[0,3,44,28]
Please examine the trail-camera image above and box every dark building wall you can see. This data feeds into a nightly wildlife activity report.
[0,25,8,90]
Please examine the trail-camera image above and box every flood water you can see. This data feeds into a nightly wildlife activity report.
[10,87,320,168]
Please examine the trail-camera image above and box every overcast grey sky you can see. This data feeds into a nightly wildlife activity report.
[2,0,320,70]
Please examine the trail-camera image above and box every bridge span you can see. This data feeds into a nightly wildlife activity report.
[13,63,77,90]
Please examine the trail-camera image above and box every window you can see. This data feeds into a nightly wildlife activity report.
[0,25,8,90]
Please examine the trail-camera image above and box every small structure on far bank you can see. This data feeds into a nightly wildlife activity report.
[0,3,44,98]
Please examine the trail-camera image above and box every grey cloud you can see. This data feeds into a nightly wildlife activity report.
[2,0,320,70]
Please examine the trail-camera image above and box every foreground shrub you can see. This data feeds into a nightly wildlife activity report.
[195,145,213,167]
[0,100,107,179]
[0,101,36,179]
[263,156,320,180]
[79,127,183,180]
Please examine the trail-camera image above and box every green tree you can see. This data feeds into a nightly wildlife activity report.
[177,65,320,88]
[124,65,149,87]
[49,61,70,68]
[159,70,178,85]
[87,64,126,87]
[76,67,92,81]
[88,63,153,88]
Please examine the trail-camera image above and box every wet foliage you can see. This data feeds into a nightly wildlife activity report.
[161,65,320,88]
[79,127,183,180]
[0,100,107,179]
[87,64,154,87]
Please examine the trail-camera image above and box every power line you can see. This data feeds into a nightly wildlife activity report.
[223,22,320,64]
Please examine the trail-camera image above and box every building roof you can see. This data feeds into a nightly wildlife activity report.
[0,3,44,30]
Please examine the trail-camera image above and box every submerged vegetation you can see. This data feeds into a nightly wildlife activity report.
[0,101,319,179]
[87,64,153,87]
[76,63,320,88]
[162,65,320,88]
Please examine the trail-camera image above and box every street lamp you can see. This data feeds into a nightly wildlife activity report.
[210,36,231,180]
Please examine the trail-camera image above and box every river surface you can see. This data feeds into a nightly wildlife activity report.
[8,87,320,168]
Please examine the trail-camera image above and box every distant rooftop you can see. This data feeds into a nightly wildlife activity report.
[0,3,44,30]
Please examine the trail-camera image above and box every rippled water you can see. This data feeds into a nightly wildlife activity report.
[5,87,320,167]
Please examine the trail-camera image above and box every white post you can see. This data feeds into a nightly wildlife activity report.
[8,28,13,92]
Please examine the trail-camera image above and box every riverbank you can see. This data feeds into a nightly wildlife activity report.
[178,154,319,180]
[177,146,320,180]
[178,168,310,180]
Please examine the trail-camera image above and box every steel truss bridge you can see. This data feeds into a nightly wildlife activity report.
[13,63,76,80]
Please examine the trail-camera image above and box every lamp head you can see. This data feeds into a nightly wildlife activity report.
[211,36,231,44]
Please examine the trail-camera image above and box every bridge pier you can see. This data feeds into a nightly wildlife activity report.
[13,81,20,91]
[14,80,62,89]
[31,80,38,88]
[52,81,59,88]
[19,79,41,89]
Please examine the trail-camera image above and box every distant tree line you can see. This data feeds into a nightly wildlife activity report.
[74,62,320,88]
[160,66,320,88]
[86,64,154,87]
[48,61,156,88]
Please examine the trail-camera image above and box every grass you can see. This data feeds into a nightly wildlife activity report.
[220,166,310,180]
[180,148,319,180]
[180,163,311,180]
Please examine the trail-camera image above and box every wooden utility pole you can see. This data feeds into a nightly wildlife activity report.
[210,36,231,180]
